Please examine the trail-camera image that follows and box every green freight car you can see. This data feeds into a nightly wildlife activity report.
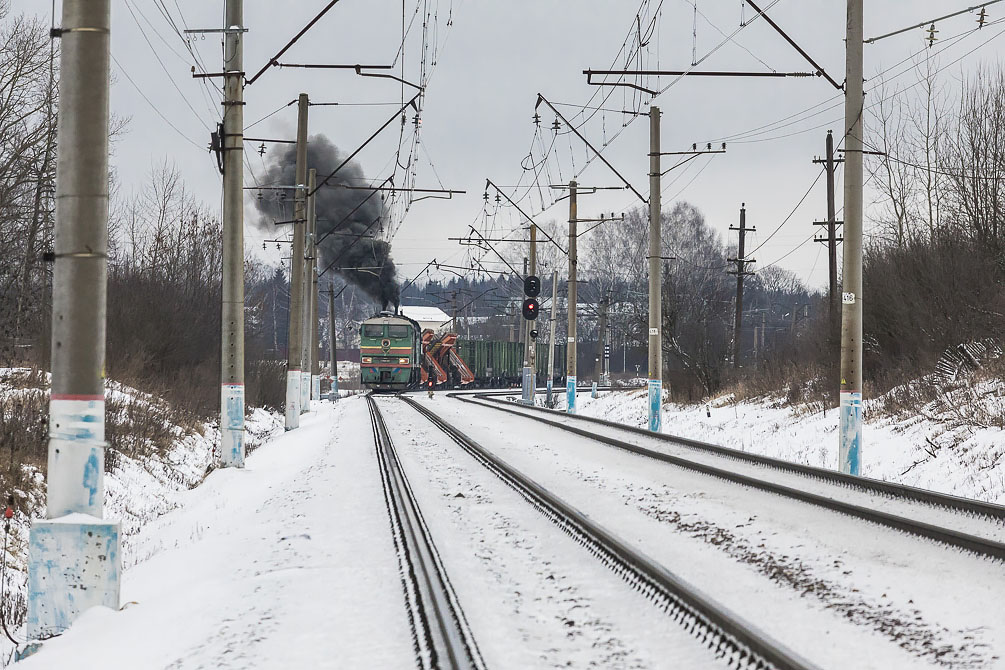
[455,340,566,387]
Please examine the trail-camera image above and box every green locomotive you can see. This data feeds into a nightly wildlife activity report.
[359,312,422,391]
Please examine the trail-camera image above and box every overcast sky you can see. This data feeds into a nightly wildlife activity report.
[14,1,1005,291]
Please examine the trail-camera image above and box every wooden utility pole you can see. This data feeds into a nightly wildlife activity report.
[840,0,865,475]
[566,181,578,413]
[728,204,755,368]
[647,107,663,432]
[813,130,844,327]
[29,0,120,641]
[220,0,245,467]
[285,93,308,430]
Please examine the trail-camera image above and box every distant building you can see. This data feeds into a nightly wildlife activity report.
[399,304,453,333]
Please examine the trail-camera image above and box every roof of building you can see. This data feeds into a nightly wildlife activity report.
[399,304,451,324]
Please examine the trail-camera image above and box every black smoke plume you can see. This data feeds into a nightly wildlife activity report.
[254,134,399,309]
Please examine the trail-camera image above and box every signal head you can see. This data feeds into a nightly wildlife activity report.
[524,274,541,297]
[522,297,540,321]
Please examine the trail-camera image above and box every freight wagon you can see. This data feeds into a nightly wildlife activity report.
[454,340,566,388]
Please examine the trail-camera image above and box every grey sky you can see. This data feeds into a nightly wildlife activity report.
[14,1,1005,291]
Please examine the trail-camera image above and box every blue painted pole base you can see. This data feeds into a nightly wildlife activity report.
[566,376,576,414]
[591,381,598,399]
[839,391,862,475]
[648,379,662,433]
[27,516,121,641]
[521,366,533,405]
[220,384,244,468]
[546,380,553,407]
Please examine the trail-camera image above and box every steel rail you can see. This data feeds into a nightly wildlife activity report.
[400,396,819,670]
[454,393,1005,560]
[368,396,486,670]
[463,391,1005,522]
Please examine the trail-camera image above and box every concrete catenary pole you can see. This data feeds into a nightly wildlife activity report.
[523,223,537,403]
[547,269,558,405]
[307,168,320,408]
[840,0,864,475]
[566,181,578,413]
[285,93,308,430]
[328,279,338,399]
[647,106,663,432]
[28,0,120,640]
[594,294,609,389]
[220,0,245,467]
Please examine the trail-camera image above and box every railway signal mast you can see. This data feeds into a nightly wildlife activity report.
[522,273,541,404]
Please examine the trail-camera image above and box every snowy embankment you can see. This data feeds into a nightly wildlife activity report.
[0,369,283,664]
[18,399,417,669]
[556,384,1005,505]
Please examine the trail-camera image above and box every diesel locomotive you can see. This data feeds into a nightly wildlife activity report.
[359,312,423,392]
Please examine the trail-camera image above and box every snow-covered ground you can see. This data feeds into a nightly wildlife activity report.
[8,379,1005,668]
[376,397,724,669]
[0,369,283,665]
[549,386,1005,505]
[18,400,418,669]
[422,394,1005,669]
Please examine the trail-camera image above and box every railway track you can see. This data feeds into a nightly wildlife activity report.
[453,391,1005,560]
[398,395,818,670]
[367,396,486,670]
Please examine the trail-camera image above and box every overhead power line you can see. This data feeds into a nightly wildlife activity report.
[247,0,347,85]
[866,0,1004,43]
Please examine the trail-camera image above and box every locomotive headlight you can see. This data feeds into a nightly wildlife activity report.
[398,357,409,364]
[361,356,372,364]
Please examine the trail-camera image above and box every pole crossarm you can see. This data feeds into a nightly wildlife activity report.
[274,63,424,91]
[535,94,647,203]
[486,178,568,255]
[324,185,464,194]
[586,69,818,82]
[244,137,297,144]
[311,93,421,195]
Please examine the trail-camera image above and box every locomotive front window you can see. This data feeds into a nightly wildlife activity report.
[363,324,384,338]
[387,325,410,338]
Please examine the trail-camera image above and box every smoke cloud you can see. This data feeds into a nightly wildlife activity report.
[253,134,399,309]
